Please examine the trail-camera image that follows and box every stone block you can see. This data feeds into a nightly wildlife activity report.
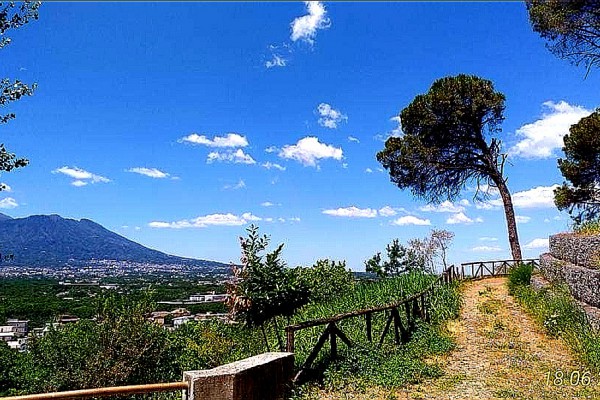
[184,352,294,400]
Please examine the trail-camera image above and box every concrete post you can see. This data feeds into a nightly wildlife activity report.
[184,352,294,400]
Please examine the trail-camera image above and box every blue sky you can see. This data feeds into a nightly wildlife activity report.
[1,2,599,270]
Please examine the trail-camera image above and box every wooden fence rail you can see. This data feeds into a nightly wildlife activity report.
[460,259,539,280]
[0,382,188,400]
[285,265,459,382]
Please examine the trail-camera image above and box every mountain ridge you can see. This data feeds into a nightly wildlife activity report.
[0,213,228,269]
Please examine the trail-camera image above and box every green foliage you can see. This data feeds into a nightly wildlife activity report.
[296,259,355,304]
[554,111,600,224]
[376,74,522,260]
[365,239,424,277]
[511,282,600,372]
[507,262,533,294]
[574,218,600,235]
[295,271,435,322]
[526,0,600,75]
[294,282,461,396]
[0,1,41,176]
[226,225,310,328]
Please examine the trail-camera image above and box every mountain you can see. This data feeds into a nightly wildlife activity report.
[0,213,229,268]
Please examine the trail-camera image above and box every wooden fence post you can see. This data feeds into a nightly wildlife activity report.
[366,312,372,342]
[285,328,295,353]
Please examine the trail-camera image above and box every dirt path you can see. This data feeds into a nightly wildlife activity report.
[318,277,599,400]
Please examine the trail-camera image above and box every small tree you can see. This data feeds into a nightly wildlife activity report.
[0,1,41,181]
[377,74,522,260]
[408,229,455,272]
[554,110,600,224]
[526,0,600,76]
[365,239,424,278]
[296,259,355,303]
[225,225,309,349]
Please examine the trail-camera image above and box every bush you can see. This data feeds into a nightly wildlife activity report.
[296,259,355,304]
[507,262,533,294]
[574,218,600,236]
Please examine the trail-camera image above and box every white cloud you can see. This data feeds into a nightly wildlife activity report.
[53,166,110,186]
[261,162,286,171]
[472,245,502,252]
[223,179,246,190]
[207,149,256,165]
[149,213,252,229]
[446,212,483,225]
[459,199,470,206]
[512,185,560,208]
[265,54,287,69]
[348,136,360,143]
[261,201,275,207]
[0,197,18,209]
[242,212,262,221]
[342,163,348,169]
[264,217,274,222]
[478,185,560,210]
[420,200,465,213]
[378,206,397,217]
[265,146,278,153]
[391,215,431,226]
[127,167,170,179]
[279,136,343,167]
[516,215,531,223]
[289,217,301,222]
[179,133,248,148]
[0,183,11,192]
[323,206,377,218]
[524,238,549,250]
[510,101,591,159]
[290,1,330,44]
[365,168,373,173]
[317,103,347,129]
[479,237,498,242]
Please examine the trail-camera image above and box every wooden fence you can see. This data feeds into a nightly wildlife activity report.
[460,259,539,280]
[285,265,460,382]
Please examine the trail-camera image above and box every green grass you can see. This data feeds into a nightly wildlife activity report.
[510,282,600,373]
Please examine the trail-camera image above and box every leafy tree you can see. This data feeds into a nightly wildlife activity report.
[554,110,600,224]
[408,229,455,272]
[377,74,522,260]
[365,239,424,277]
[296,259,355,303]
[0,1,40,180]
[527,0,600,76]
[225,225,309,349]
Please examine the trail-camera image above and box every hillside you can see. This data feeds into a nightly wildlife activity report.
[0,213,228,268]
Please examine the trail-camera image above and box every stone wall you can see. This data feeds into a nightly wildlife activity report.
[539,253,600,308]
[549,233,600,269]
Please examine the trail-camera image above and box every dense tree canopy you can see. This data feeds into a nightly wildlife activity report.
[554,110,600,223]
[0,1,40,183]
[377,74,522,260]
[527,0,600,76]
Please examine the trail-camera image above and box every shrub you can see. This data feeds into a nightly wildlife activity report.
[507,262,533,294]
[296,259,355,304]
[574,218,600,236]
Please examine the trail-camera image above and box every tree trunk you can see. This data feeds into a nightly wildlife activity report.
[494,177,522,260]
